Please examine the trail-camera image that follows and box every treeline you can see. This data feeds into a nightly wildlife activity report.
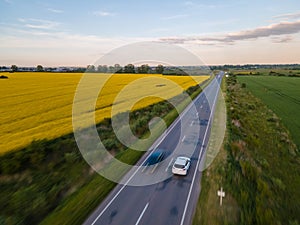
[89,64,210,75]
[230,70,300,77]
[6,64,165,74]
[269,70,300,77]
[212,64,300,70]
[86,64,164,74]
[3,64,208,75]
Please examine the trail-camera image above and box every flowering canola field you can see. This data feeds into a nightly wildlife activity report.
[0,72,209,154]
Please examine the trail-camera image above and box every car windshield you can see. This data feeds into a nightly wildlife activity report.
[174,163,185,169]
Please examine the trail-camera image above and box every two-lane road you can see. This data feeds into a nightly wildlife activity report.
[83,72,224,225]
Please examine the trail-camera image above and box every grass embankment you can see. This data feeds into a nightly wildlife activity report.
[0,77,208,225]
[0,72,208,154]
[193,75,300,225]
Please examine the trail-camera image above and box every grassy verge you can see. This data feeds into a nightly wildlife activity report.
[193,78,239,225]
[193,74,300,225]
[0,77,210,225]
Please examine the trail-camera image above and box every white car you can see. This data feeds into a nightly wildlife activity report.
[172,156,191,175]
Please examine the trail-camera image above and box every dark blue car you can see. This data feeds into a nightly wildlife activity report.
[147,150,165,165]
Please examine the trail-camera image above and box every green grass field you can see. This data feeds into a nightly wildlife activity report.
[237,76,300,149]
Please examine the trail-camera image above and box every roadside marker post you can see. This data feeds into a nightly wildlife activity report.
[217,187,225,206]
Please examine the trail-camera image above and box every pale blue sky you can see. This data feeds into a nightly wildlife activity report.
[1,0,300,66]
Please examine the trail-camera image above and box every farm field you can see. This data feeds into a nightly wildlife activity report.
[0,72,209,154]
[237,75,300,149]
[193,75,300,225]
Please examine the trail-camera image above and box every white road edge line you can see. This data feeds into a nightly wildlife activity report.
[89,77,213,225]
[180,77,221,225]
[165,157,174,172]
[151,164,158,174]
[181,135,186,142]
[142,163,148,172]
[135,202,149,225]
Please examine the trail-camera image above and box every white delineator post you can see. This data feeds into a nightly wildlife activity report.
[217,187,225,206]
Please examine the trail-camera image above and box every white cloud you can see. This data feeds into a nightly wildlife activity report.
[160,20,300,45]
[0,25,150,49]
[1,17,300,66]
[0,26,154,66]
[47,8,63,13]
[273,11,300,21]
[183,1,220,9]
[93,11,116,17]
[162,14,188,20]
[225,21,300,41]
[147,27,171,34]
[18,18,60,30]
[271,35,293,43]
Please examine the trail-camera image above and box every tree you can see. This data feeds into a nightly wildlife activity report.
[11,65,18,72]
[137,64,150,74]
[155,64,164,74]
[114,64,123,73]
[86,65,95,73]
[97,65,108,73]
[36,65,44,72]
[124,64,135,73]
[108,66,115,73]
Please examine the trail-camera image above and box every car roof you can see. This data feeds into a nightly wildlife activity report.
[151,151,163,157]
[155,148,165,153]
[174,157,189,165]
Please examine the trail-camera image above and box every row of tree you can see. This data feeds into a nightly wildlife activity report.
[9,64,164,74]
[10,65,44,72]
[8,64,191,75]
[86,64,164,74]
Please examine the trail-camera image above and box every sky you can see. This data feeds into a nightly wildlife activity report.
[1,0,300,66]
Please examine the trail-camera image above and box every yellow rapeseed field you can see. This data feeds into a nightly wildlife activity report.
[0,72,209,154]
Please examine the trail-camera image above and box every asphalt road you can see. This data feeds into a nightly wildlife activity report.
[83,72,224,225]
